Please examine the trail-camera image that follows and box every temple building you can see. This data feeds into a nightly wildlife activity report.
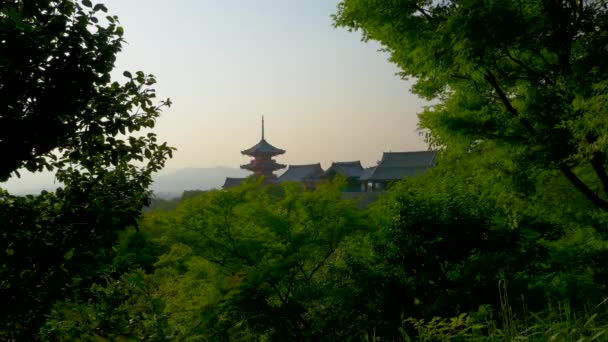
[222,117,286,189]
[321,161,365,192]
[222,117,436,191]
[222,177,246,188]
[278,163,325,189]
[359,151,436,191]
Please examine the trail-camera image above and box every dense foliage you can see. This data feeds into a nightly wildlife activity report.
[0,0,173,339]
[3,0,608,340]
[334,0,608,212]
[34,162,608,340]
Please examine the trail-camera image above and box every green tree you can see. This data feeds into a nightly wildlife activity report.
[334,0,608,212]
[1,0,172,180]
[166,179,369,340]
[0,0,173,339]
[40,270,173,341]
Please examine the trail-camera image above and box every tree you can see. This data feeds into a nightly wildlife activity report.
[0,0,172,181]
[165,179,369,340]
[334,0,608,212]
[0,0,173,338]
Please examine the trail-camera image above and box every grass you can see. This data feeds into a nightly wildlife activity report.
[363,283,608,341]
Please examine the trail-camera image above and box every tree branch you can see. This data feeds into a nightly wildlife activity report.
[307,247,338,282]
[484,69,608,212]
[559,164,608,212]
[483,70,536,135]
[502,48,555,85]
[407,0,433,22]
[269,281,288,307]
[590,152,608,193]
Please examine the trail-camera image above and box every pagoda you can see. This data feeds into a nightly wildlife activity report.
[240,117,286,181]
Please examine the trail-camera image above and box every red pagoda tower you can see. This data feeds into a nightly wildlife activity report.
[240,117,286,181]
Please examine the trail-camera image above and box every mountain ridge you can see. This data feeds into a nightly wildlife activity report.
[1,167,250,199]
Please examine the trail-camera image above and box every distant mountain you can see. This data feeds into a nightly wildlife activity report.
[152,167,249,199]
[1,167,250,199]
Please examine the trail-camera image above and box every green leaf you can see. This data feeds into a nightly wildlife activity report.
[94,4,107,12]
[64,248,75,260]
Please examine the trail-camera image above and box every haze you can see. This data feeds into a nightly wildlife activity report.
[109,0,429,167]
[4,0,430,193]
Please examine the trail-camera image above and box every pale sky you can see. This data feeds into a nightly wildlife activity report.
[105,0,429,171]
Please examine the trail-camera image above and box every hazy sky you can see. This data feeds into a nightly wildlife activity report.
[104,0,430,170]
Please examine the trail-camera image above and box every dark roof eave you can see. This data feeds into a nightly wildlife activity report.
[241,139,286,156]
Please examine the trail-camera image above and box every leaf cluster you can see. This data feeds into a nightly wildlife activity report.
[335,0,608,211]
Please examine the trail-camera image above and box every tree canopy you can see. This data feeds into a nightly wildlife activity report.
[334,0,608,211]
[0,0,172,182]
[5,0,608,340]
[0,0,173,339]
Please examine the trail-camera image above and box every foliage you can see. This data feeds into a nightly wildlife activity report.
[0,0,172,181]
[334,0,608,212]
[5,0,608,340]
[169,178,369,340]
[393,299,608,342]
[40,168,608,340]
[42,179,376,340]
[349,153,608,339]
[0,0,173,339]
[41,270,172,341]
[333,3,608,337]
[144,190,209,213]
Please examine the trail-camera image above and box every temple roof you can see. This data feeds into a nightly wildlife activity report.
[241,139,286,156]
[241,116,285,156]
[223,177,246,189]
[240,160,286,171]
[360,166,377,180]
[361,151,436,181]
[324,161,364,178]
[279,163,324,182]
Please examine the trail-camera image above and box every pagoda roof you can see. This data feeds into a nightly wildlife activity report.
[240,160,286,171]
[241,139,285,156]
[324,161,364,179]
[279,163,324,182]
[361,151,436,181]
[223,177,246,189]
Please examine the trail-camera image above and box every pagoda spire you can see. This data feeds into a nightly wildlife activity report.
[241,116,286,180]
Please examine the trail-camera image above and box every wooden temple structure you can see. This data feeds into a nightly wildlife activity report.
[222,117,286,188]
[278,163,324,189]
[359,151,436,191]
[222,117,436,191]
[240,116,286,180]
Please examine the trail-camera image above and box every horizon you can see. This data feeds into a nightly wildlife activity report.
[103,0,429,169]
[2,0,430,193]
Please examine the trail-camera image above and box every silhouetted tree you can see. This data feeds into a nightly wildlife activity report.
[0,0,173,339]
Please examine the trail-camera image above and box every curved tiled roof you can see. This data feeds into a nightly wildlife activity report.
[361,151,436,181]
[222,177,246,189]
[377,151,436,168]
[241,139,285,156]
[279,163,324,182]
[360,166,377,180]
[325,161,364,178]
[240,160,286,172]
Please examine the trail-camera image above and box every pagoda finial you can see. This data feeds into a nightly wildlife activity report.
[262,115,265,140]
